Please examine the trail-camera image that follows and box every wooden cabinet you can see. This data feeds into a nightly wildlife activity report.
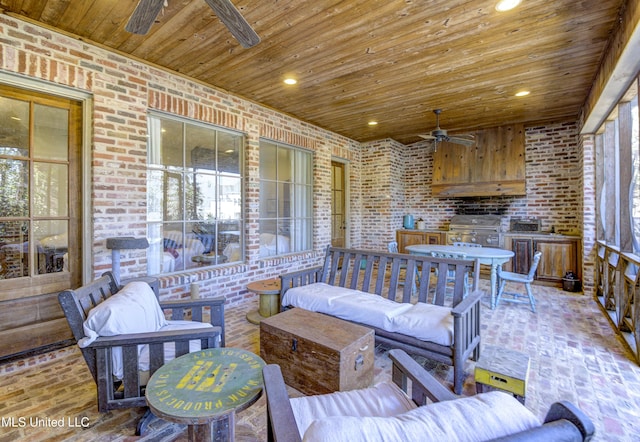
[503,234,581,286]
[432,124,526,197]
[396,230,443,253]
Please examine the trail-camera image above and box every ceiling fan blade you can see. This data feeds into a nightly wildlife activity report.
[204,0,261,48]
[418,134,436,140]
[126,0,165,34]
[448,136,476,147]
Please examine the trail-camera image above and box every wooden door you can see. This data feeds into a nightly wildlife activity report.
[331,161,347,247]
[510,237,533,274]
[0,85,82,360]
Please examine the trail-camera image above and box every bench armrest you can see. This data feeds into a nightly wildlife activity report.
[388,349,458,405]
[451,289,485,317]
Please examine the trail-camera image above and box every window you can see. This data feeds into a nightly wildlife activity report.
[147,114,244,274]
[0,86,82,293]
[258,141,313,257]
[596,79,639,253]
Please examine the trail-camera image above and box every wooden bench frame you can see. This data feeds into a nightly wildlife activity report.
[263,349,595,442]
[280,246,483,394]
[58,271,225,416]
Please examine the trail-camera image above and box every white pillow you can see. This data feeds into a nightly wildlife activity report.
[291,382,416,438]
[79,281,167,348]
[302,391,541,442]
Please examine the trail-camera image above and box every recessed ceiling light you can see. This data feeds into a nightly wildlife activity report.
[495,0,521,12]
[515,90,530,97]
[368,121,378,126]
[283,78,297,85]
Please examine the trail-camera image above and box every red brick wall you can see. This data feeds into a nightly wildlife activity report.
[0,15,361,305]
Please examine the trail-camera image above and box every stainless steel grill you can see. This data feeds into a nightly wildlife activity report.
[446,214,503,247]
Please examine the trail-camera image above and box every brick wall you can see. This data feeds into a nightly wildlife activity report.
[361,121,587,283]
[372,121,583,235]
[0,15,360,305]
[0,14,591,303]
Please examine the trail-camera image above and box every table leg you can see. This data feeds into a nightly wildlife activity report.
[188,411,235,442]
[490,263,498,309]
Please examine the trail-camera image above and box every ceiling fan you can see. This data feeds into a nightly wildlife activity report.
[418,109,475,150]
[126,0,260,48]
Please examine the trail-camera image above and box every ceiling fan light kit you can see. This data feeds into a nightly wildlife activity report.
[126,0,260,48]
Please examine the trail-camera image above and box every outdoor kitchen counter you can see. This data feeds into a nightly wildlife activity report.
[502,233,582,287]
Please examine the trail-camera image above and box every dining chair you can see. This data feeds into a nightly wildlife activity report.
[495,251,542,312]
[429,250,471,298]
[388,241,418,294]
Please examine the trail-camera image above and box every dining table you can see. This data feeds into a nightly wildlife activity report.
[405,244,515,309]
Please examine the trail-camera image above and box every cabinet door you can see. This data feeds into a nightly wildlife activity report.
[425,233,442,245]
[511,238,532,274]
[534,239,578,284]
[396,231,426,253]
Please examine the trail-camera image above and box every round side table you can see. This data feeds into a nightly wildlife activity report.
[146,348,265,442]
[246,278,281,324]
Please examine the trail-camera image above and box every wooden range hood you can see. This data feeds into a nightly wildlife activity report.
[431,124,526,198]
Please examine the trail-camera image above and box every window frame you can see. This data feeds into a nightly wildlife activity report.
[146,112,245,275]
[258,139,314,258]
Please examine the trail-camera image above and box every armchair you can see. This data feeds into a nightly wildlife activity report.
[263,349,594,442]
[58,271,225,434]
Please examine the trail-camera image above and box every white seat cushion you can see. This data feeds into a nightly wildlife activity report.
[390,302,453,346]
[290,382,416,438]
[301,391,541,442]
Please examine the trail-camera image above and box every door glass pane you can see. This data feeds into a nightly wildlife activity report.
[34,163,68,217]
[0,96,29,157]
[35,220,68,274]
[0,221,29,279]
[0,159,29,217]
[33,104,68,161]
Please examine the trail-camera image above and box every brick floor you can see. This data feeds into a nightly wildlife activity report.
[1,281,639,441]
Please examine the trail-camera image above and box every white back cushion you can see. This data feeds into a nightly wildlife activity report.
[302,391,540,442]
[290,382,416,438]
[79,281,167,348]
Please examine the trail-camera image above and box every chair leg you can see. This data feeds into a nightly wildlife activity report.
[525,283,536,313]
[495,279,506,307]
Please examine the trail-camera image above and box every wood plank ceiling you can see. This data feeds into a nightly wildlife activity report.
[0,0,626,144]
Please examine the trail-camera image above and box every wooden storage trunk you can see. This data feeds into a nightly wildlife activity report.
[260,308,374,395]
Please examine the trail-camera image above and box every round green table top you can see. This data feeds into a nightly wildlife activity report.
[145,348,265,424]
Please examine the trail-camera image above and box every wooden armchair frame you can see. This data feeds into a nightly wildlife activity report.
[263,349,595,442]
[58,271,225,425]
